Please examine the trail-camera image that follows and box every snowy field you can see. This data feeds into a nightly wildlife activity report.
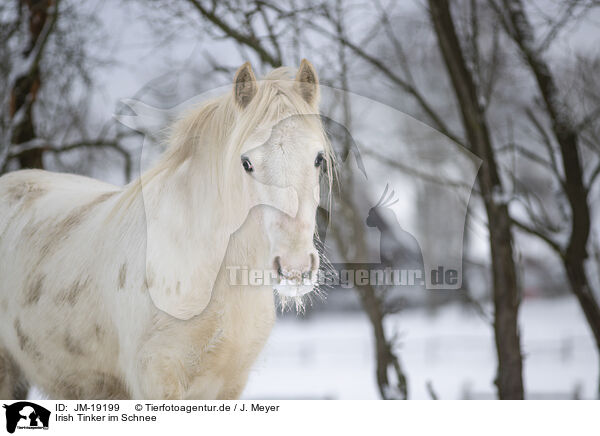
[242,296,598,399]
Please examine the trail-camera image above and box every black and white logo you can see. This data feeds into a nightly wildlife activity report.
[2,402,50,433]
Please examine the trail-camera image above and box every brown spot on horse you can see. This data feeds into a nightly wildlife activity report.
[118,264,127,289]
[24,275,44,306]
[14,320,42,360]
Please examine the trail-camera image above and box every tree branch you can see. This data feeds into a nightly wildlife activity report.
[302,13,465,148]
[5,137,133,181]
[511,216,563,255]
[185,0,282,67]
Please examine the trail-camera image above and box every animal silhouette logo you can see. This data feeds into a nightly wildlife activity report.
[2,402,50,433]
[366,184,425,282]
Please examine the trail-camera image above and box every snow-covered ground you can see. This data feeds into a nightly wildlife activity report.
[242,296,597,399]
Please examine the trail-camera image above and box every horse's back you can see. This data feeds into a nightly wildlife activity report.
[0,169,121,246]
[0,169,120,203]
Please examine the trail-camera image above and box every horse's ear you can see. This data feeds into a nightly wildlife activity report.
[295,59,320,108]
[233,62,258,109]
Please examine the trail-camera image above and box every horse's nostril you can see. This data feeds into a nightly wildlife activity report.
[274,253,317,282]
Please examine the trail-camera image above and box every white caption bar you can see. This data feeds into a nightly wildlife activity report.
[1,400,596,436]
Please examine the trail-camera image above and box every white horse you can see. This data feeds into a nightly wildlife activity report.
[0,60,331,399]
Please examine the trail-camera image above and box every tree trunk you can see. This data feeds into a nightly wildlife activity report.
[356,281,408,400]
[328,172,409,400]
[9,0,56,169]
[428,0,524,399]
[332,13,408,399]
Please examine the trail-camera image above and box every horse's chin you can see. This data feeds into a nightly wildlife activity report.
[272,278,324,313]
[273,280,315,298]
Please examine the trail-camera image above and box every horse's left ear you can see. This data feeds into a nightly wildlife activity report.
[233,62,258,109]
[295,59,320,108]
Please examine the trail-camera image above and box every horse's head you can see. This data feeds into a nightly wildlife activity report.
[230,60,330,298]
[366,184,399,229]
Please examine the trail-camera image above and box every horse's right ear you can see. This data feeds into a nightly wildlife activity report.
[295,59,320,108]
[233,62,258,109]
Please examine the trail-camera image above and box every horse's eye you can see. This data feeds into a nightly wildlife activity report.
[315,152,325,168]
[241,157,253,173]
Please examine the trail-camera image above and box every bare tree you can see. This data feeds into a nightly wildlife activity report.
[299,0,523,398]
[427,0,523,400]
[3,0,59,170]
[489,0,600,396]
[327,0,408,399]
[1,0,134,180]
